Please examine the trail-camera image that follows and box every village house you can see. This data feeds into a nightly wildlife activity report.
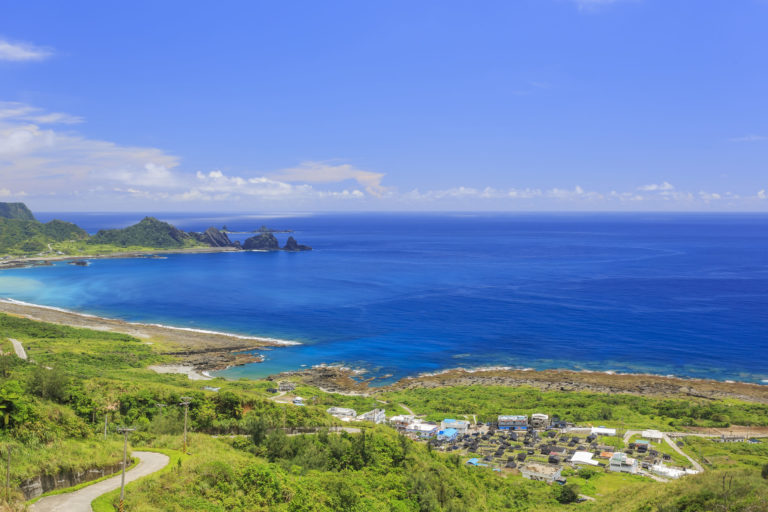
[406,421,439,439]
[388,415,415,430]
[498,415,528,431]
[441,418,470,434]
[719,434,746,443]
[642,429,663,444]
[530,413,550,429]
[278,381,296,392]
[609,453,638,474]
[358,408,386,424]
[591,427,617,437]
[520,463,563,483]
[326,407,357,421]
[438,428,459,441]
[570,451,600,466]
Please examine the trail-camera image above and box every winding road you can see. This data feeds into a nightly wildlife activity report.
[30,451,169,512]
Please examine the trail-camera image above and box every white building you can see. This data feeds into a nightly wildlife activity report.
[406,421,439,438]
[651,464,699,479]
[520,463,562,483]
[531,413,550,429]
[591,427,617,437]
[609,453,638,474]
[642,429,663,443]
[358,408,386,424]
[389,415,415,429]
[440,419,470,433]
[570,451,600,466]
[498,415,528,430]
[327,407,357,421]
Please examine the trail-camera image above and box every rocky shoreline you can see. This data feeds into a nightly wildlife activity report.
[3,297,767,402]
[275,366,768,403]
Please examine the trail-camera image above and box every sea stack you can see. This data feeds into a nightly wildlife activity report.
[283,236,312,252]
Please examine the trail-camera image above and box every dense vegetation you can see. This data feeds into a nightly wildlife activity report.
[1,312,767,511]
[0,202,35,221]
[0,217,88,254]
[88,217,198,249]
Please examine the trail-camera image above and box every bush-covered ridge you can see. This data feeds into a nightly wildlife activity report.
[0,217,88,253]
[89,216,195,248]
[0,202,35,221]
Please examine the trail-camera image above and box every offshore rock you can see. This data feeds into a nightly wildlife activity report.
[283,236,312,252]
[243,232,280,251]
[192,227,236,247]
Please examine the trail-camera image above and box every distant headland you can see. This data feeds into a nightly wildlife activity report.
[0,202,311,266]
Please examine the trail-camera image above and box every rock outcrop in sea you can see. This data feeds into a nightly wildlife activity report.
[283,236,312,252]
[243,232,280,251]
[191,227,238,248]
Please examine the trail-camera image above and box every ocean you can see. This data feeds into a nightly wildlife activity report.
[1,212,767,384]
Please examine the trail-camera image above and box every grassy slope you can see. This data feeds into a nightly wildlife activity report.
[1,313,767,511]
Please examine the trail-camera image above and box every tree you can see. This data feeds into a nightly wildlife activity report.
[762,463,768,480]
[555,483,580,504]
[0,380,31,428]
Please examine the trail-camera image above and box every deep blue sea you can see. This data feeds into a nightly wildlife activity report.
[1,212,767,384]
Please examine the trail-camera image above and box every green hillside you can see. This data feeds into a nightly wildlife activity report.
[0,312,766,511]
[88,217,200,249]
[0,202,36,221]
[0,217,88,254]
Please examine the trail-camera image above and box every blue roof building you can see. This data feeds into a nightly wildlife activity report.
[438,428,458,441]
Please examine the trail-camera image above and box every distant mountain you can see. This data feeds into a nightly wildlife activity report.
[89,216,193,248]
[0,202,36,221]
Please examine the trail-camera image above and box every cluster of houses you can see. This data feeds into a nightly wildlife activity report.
[319,402,704,484]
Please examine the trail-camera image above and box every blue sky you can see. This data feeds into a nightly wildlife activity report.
[1,0,767,211]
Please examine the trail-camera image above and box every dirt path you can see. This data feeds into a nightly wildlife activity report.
[30,451,169,512]
[399,403,416,416]
[9,338,27,359]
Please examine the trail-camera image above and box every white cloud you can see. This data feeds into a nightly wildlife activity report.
[699,191,722,201]
[759,190,767,200]
[0,101,179,198]
[0,102,83,125]
[271,161,388,196]
[0,39,53,62]
[638,181,674,191]
[730,134,768,143]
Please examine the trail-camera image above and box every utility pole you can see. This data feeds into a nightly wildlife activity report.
[116,427,135,512]
[104,411,109,440]
[4,445,10,505]
[180,397,192,453]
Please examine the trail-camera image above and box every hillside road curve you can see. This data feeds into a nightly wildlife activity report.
[30,451,169,512]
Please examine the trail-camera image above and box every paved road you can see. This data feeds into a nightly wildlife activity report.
[9,338,27,360]
[623,430,703,473]
[31,451,169,512]
[663,433,704,472]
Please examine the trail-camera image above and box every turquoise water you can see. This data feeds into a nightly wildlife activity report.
[2,212,767,384]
